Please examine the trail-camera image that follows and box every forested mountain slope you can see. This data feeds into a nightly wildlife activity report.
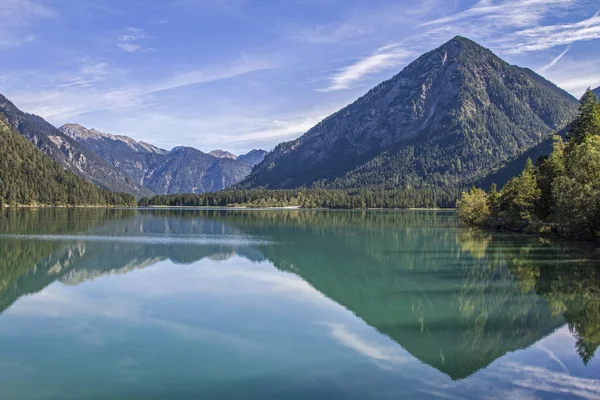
[0,118,134,206]
[240,36,578,190]
[0,95,151,197]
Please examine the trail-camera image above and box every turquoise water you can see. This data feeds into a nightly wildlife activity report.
[0,209,599,399]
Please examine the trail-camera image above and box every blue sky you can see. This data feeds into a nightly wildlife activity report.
[1,0,599,154]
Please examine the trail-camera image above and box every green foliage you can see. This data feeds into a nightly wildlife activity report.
[552,135,600,238]
[139,187,461,209]
[456,90,600,241]
[0,118,135,207]
[497,159,541,225]
[534,136,565,219]
[567,88,600,146]
[456,187,490,225]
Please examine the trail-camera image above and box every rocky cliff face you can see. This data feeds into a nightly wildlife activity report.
[0,95,152,197]
[60,124,267,195]
[60,123,167,186]
[240,36,578,189]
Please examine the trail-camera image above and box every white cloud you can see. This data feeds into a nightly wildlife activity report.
[290,21,368,44]
[493,362,600,399]
[91,104,340,153]
[503,14,600,53]
[325,322,410,367]
[421,0,575,29]
[540,58,600,97]
[117,27,152,53]
[4,55,277,122]
[540,43,573,72]
[319,44,413,92]
[0,0,55,49]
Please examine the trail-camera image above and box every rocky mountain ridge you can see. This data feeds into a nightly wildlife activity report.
[239,36,579,190]
[59,123,267,195]
[0,95,152,197]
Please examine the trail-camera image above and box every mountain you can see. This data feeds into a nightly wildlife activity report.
[240,36,578,190]
[0,94,151,197]
[0,118,133,206]
[60,124,267,195]
[238,149,267,166]
[143,146,221,194]
[209,149,237,159]
[594,86,600,98]
[60,123,167,186]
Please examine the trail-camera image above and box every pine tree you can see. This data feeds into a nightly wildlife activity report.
[567,89,600,147]
[498,159,541,225]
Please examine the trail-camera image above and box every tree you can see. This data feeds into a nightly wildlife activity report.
[456,187,490,225]
[535,136,565,219]
[487,183,500,218]
[567,89,600,147]
[552,135,600,238]
[498,159,541,226]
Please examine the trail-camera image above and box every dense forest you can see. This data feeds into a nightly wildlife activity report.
[0,118,135,207]
[457,89,600,240]
[139,186,462,209]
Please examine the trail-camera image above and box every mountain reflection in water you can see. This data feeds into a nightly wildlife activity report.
[0,208,598,384]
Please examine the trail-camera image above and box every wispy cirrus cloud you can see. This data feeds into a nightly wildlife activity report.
[289,21,369,44]
[117,27,153,53]
[318,44,413,92]
[0,0,55,49]
[503,13,600,54]
[5,54,276,121]
[540,43,574,72]
[325,322,410,368]
[540,57,600,97]
[420,0,576,29]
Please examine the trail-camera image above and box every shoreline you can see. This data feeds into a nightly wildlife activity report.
[462,224,600,246]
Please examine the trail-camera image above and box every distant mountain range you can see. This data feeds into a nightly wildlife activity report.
[1,36,595,199]
[0,93,266,197]
[240,36,579,190]
[59,124,267,195]
[594,86,600,98]
[0,117,133,206]
[0,94,152,197]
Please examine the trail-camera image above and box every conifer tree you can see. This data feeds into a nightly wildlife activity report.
[567,89,600,147]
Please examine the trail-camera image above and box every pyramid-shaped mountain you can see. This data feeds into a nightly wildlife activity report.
[240,36,578,189]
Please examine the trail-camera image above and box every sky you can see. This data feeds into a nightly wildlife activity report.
[1,0,599,154]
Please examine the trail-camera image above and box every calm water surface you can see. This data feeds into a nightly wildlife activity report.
[0,209,599,399]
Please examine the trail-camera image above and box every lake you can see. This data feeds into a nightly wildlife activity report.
[0,208,599,399]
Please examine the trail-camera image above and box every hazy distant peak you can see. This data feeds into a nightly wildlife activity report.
[209,149,237,159]
[237,149,267,166]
